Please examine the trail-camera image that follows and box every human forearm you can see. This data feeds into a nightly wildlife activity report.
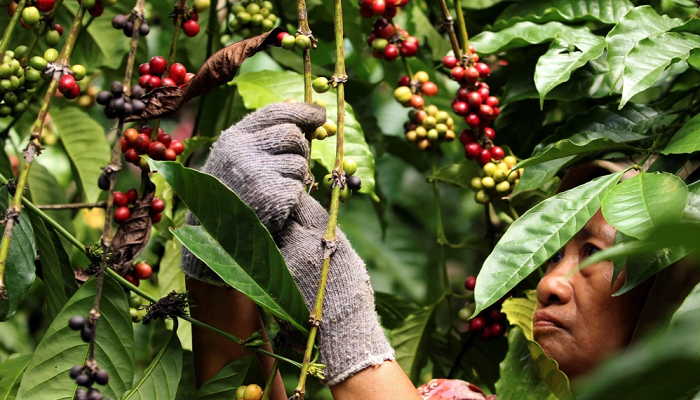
[330,360,421,400]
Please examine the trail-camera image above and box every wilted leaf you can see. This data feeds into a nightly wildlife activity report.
[125,29,284,122]
[474,172,624,315]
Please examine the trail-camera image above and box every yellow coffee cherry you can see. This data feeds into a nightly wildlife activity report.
[445,130,455,141]
[416,126,427,139]
[323,119,337,136]
[425,105,438,116]
[405,130,417,142]
[470,177,483,190]
[435,111,450,123]
[498,161,509,172]
[417,139,430,151]
[284,98,298,103]
[427,129,439,141]
[422,116,436,128]
[413,70,429,83]
[493,170,507,183]
[504,155,517,168]
[481,176,495,189]
[475,190,490,204]
[435,123,448,134]
[496,181,511,194]
[507,169,520,183]
[314,126,328,140]
[483,162,497,177]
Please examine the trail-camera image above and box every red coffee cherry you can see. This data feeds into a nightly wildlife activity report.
[114,206,131,224]
[469,316,486,331]
[125,188,138,203]
[491,146,505,160]
[478,325,492,340]
[474,62,491,78]
[164,148,177,161]
[148,141,167,160]
[124,272,140,287]
[450,66,465,81]
[490,322,505,338]
[490,309,506,322]
[183,19,200,37]
[151,198,165,214]
[421,81,437,97]
[477,149,492,165]
[464,276,476,290]
[149,56,166,75]
[458,129,476,145]
[467,92,482,109]
[483,127,496,140]
[157,132,172,147]
[134,262,152,280]
[452,101,469,116]
[113,191,128,207]
[442,55,457,69]
[169,140,184,155]
[124,148,140,164]
[168,63,187,84]
[138,63,150,76]
[486,96,499,108]
[464,143,481,160]
[465,113,480,128]
[151,213,162,223]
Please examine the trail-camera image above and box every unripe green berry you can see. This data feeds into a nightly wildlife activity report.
[30,56,47,71]
[435,111,449,123]
[13,46,27,58]
[458,305,475,321]
[0,105,11,117]
[435,123,448,134]
[371,38,388,51]
[482,162,497,177]
[314,126,327,140]
[82,0,95,8]
[231,4,245,13]
[343,158,357,176]
[493,170,507,183]
[475,190,490,204]
[44,48,59,62]
[245,2,260,14]
[281,35,296,50]
[295,35,311,50]
[496,181,511,194]
[71,64,86,81]
[129,295,142,308]
[236,11,251,24]
[312,77,330,93]
[470,177,483,190]
[262,1,273,10]
[339,185,352,202]
[481,176,495,189]
[22,7,40,26]
[46,30,60,47]
[250,14,264,26]
[427,129,439,141]
[261,19,274,30]
[0,64,11,79]
[322,173,333,190]
[425,105,438,116]
[323,119,337,137]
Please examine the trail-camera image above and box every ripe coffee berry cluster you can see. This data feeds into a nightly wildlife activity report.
[121,125,184,168]
[358,0,408,19]
[458,276,508,341]
[138,56,194,92]
[112,187,166,225]
[470,157,521,204]
[123,261,153,287]
[403,105,456,152]
[77,0,118,18]
[235,384,264,400]
[96,81,146,119]
[229,0,277,39]
[322,158,361,202]
[56,64,87,100]
[111,13,150,37]
[367,18,419,61]
[393,70,438,109]
[67,316,114,400]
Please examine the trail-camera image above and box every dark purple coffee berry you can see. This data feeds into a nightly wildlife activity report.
[132,99,145,114]
[68,315,85,330]
[69,365,82,379]
[87,388,103,400]
[346,175,361,191]
[112,14,126,29]
[75,373,92,387]
[98,173,110,191]
[81,325,92,343]
[123,20,134,37]
[122,101,133,116]
[110,81,124,96]
[130,85,142,98]
[139,22,149,36]
[94,369,109,385]
[75,389,87,400]
[96,91,112,105]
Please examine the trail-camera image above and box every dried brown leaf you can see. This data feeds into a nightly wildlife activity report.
[124,28,284,122]
[109,190,155,274]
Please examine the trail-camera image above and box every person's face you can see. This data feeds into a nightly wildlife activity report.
[533,210,649,380]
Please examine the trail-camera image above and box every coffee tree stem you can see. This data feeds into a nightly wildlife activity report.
[452,0,471,58]
[293,0,347,398]
[437,0,461,60]
[0,6,85,298]
[0,0,27,55]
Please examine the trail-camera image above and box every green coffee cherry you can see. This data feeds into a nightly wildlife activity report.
[82,0,96,8]
[343,158,357,176]
[323,119,337,137]
[339,185,352,202]
[314,126,327,140]
[475,190,490,204]
[0,64,11,79]
[12,101,26,113]
[261,18,274,30]
[312,77,330,94]
[250,13,263,26]
[45,30,60,47]
[245,2,260,13]
[493,170,507,183]
[129,295,142,309]
[322,173,333,190]
[13,46,27,58]
[427,129,439,141]
[71,64,86,81]
[30,56,47,71]
[231,4,244,13]
[22,7,40,26]
[295,35,311,50]
[470,177,483,190]
[237,11,251,24]
[281,35,296,50]
[0,105,12,117]
[371,38,388,51]
[44,48,59,62]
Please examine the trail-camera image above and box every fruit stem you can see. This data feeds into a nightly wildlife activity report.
[401,55,413,79]
[189,0,220,138]
[451,0,472,59]
[36,201,107,210]
[88,0,147,363]
[293,0,347,397]
[20,0,66,65]
[437,0,461,60]
[297,0,312,104]
[168,0,188,67]
[260,358,280,400]
[431,160,451,296]
[0,0,27,55]
[0,6,85,298]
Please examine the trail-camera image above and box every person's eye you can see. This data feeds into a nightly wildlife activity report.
[585,244,600,256]
[548,251,563,264]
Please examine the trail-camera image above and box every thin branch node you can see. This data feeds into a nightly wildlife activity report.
[308,315,321,326]
[331,75,347,84]
[321,237,337,259]
[2,207,20,226]
[23,141,42,163]
[440,17,455,33]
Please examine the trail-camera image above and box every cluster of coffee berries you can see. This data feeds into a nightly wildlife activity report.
[403,105,455,151]
[228,0,276,38]
[176,0,210,39]
[282,97,337,141]
[3,0,54,28]
[123,261,153,287]
[56,64,86,100]
[121,126,185,167]
[78,0,118,18]
[113,187,165,224]
[111,13,150,37]
[96,81,146,119]
[367,18,418,61]
[128,294,146,323]
[393,70,438,109]
[235,384,263,400]
[458,276,508,341]
[0,48,39,117]
[358,0,408,19]
[67,316,114,400]
[322,159,361,202]
[469,158,521,204]
[276,31,313,52]
[138,56,194,92]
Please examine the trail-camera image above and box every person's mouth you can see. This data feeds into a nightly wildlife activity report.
[533,310,564,330]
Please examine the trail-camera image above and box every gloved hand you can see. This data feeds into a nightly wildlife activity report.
[180,102,394,386]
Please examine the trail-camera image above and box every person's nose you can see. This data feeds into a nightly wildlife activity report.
[537,261,574,306]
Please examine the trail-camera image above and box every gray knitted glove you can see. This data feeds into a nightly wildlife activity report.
[180,102,394,386]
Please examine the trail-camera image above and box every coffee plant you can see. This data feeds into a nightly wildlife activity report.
[0,0,699,399]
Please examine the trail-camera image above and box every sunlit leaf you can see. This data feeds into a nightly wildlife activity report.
[474,172,624,315]
[493,0,634,30]
[662,112,700,155]
[470,22,580,54]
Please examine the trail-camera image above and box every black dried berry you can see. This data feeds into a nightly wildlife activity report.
[139,22,149,36]
[98,173,110,191]
[130,85,142,98]
[75,388,87,400]
[94,369,109,385]
[69,364,82,379]
[112,14,126,29]
[110,81,123,96]
[132,99,145,114]
[123,20,134,36]
[68,315,85,330]
[81,325,92,343]
[346,175,361,191]
[96,91,112,106]
[76,373,92,387]
[87,388,103,400]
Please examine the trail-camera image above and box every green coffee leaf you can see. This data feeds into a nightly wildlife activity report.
[121,323,183,400]
[231,70,377,200]
[148,160,309,334]
[16,276,134,400]
[0,354,32,400]
[392,301,439,384]
[620,31,700,108]
[53,107,110,203]
[474,171,624,315]
[192,356,254,400]
[375,292,419,330]
[0,187,36,322]
[470,22,580,54]
[535,33,606,105]
[427,160,479,189]
[602,172,688,239]
[492,0,634,30]
[606,6,682,89]
[662,113,700,155]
